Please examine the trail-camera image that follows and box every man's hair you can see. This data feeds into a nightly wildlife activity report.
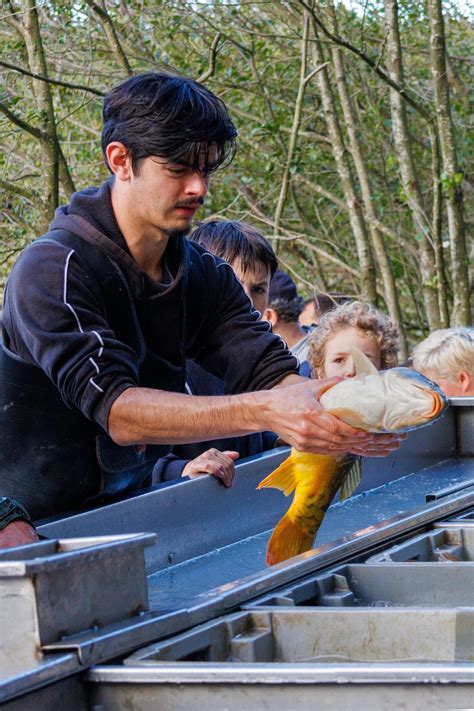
[412,328,474,382]
[309,301,399,375]
[269,297,305,323]
[191,221,278,277]
[102,71,237,174]
[314,293,352,318]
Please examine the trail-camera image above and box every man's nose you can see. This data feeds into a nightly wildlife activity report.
[184,172,209,197]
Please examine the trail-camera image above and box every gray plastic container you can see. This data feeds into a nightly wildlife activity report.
[124,608,474,665]
[245,563,474,608]
[367,525,474,563]
[86,608,474,710]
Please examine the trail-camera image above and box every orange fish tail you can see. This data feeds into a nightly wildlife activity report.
[266,514,314,566]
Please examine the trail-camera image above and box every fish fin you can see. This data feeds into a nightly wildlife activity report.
[266,514,314,565]
[257,456,297,496]
[352,346,379,376]
[339,458,362,502]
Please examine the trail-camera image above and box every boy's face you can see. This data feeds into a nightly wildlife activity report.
[231,259,272,317]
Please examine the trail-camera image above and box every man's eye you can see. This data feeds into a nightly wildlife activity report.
[168,168,188,176]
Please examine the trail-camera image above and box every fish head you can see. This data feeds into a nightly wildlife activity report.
[378,367,448,432]
[319,347,448,433]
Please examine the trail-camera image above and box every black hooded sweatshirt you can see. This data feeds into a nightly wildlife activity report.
[0,181,297,518]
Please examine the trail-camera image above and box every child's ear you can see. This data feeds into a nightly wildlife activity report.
[459,370,472,394]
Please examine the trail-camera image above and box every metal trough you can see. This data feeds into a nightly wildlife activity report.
[367,523,474,562]
[87,605,474,710]
[0,534,153,682]
[1,400,474,706]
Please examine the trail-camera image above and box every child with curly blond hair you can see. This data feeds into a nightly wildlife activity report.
[309,301,400,379]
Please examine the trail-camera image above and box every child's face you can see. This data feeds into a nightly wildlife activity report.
[231,259,271,317]
[319,326,382,379]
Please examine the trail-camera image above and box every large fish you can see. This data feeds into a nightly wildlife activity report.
[257,348,447,566]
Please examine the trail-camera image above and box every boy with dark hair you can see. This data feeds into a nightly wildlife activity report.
[153,220,278,485]
[0,72,401,548]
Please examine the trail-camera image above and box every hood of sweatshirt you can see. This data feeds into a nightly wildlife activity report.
[49,179,186,298]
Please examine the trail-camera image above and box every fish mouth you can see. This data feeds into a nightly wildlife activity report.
[427,391,444,419]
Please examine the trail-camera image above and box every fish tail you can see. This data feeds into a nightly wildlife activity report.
[266,514,314,566]
[257,457,297,496]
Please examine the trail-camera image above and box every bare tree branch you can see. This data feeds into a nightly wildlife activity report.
[196,32,222,83]
[84,0,133,77]
[0,59,105,96]
[0,101,45,140]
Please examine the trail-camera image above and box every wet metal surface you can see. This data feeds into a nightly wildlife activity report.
[146,457,474,611]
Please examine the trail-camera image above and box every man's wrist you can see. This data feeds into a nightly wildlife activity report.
[0,498,34,531]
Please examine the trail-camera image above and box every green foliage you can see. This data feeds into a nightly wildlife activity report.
[0,0,472,337]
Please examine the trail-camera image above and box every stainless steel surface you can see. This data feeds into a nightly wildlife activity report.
[451,396,474,455]
[41,486,474,667]
[367,525,474,562]
[4,402,473,705]
[125,607,474,664]
[0,653,81,705]
[37,406,461,571]
[0,534,153,696]
[140,459,474,612]
[1,671,87,710]
[246,563,474,608]
[426,479,474,501]
[87,664,474,710]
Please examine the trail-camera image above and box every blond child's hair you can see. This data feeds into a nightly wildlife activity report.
[412,328,474,382]
[309,301,399,377]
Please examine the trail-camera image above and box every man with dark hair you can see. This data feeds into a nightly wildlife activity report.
[299,293,352,328]
[0,72,401,548]
[264,270,313,376]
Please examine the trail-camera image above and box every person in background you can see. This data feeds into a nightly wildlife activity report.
[309,301,399,379]
[299,293,352,328]
[152,220,279,485]
[299,297,319,328]
[412,327,474,397]
[264,270,312,376]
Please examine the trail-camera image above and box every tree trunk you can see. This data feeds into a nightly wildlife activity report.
[384,0,440,330]
[20,0,60,223]
[311,23,377,304]
[428,0,471,325]
[327,4,407,358]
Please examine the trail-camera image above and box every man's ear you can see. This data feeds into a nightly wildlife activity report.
[264,308,278,327]
[105,142,133,180]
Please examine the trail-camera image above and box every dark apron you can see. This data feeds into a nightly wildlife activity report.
[0,230,185,520]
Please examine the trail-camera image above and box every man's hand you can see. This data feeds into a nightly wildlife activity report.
[265,377,403,456]
[350,432,407,457]
[182,449,240,487]
[0,520,39,549]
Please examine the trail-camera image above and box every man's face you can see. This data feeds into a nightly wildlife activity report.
[231,259,272,317]
[128,155,212,239]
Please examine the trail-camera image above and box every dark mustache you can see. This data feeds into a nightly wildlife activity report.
[174,198,204,208]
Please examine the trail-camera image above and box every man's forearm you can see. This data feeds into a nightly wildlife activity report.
[107,381,405,461]
[108,387,270,446]
[272,373,309,388]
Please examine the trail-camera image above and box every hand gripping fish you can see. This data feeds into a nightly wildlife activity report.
[257,348,447,566]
